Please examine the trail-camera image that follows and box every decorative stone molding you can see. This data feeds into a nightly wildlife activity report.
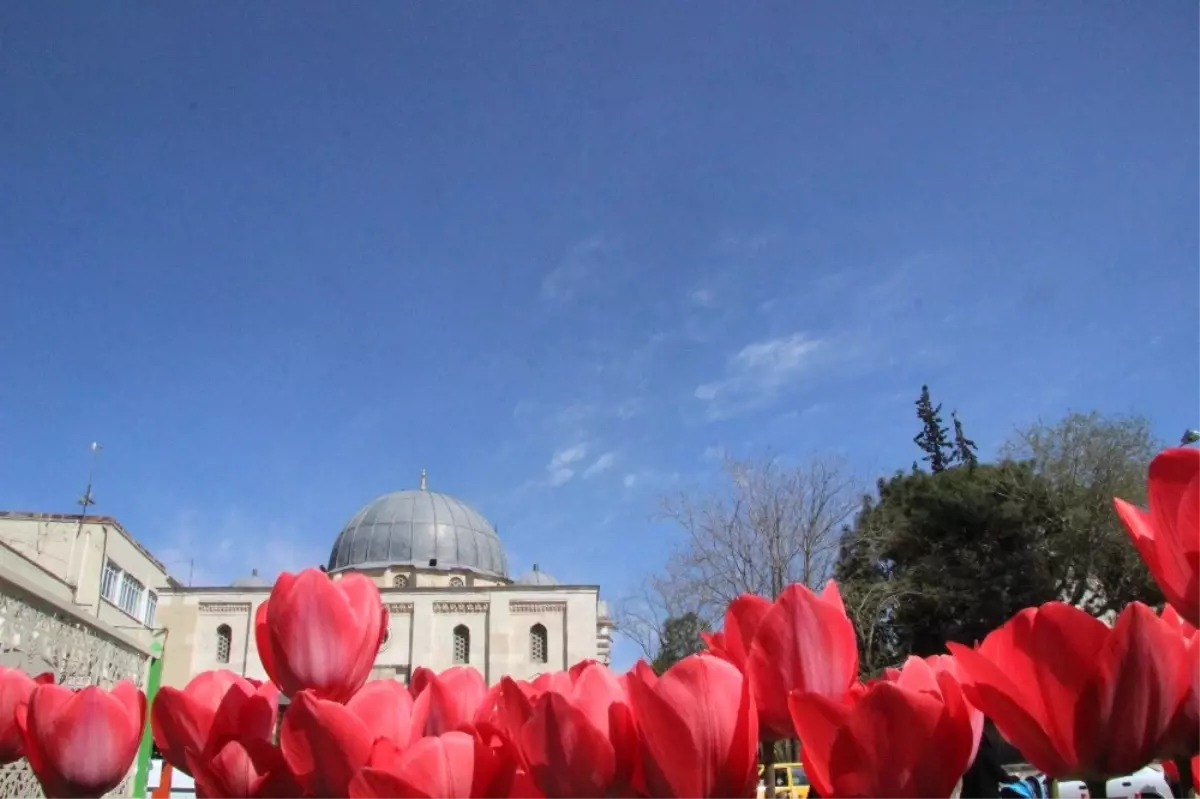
[386,602,413,614]
[433,601,488,614]
[198,602,252,615]
[509,601,567,614]
[0,586,147,798]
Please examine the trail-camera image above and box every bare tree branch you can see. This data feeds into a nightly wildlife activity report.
[617,453,863,656]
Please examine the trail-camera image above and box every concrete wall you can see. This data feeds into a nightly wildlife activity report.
[0,514,171,649]
[0,559,152,799]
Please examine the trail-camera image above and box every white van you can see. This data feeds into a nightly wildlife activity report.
[1055,766,1173,799]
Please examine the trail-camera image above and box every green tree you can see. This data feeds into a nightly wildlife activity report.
[999,411,1164,615]
[913,385,953,473]
[835,461,1064,670]
[651,612,709,675]
[951,411,979,469]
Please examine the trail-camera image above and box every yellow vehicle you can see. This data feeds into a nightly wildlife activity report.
[756,762,810,799]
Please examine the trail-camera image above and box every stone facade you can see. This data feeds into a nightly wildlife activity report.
[0,561,151,799]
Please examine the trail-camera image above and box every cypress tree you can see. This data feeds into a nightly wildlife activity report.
[951,411,979,469]
[913,385,953,473]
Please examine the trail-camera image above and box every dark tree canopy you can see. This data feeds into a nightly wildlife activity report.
[651,612,709,675]
[835,461,1063,668]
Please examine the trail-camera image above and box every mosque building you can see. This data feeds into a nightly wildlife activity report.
[0,470,615,692]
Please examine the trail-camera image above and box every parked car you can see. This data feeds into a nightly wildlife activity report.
[756,762,811,799]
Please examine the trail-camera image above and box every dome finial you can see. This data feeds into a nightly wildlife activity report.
[419,468,428,491]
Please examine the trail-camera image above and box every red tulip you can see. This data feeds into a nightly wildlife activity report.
[187,738,296,799]
[883,655,985,767]
[152,670,296,798]
[508,662,638,797]
[255,568,387,702]
[948,601,1192,781]
[1115,447,1200,627]
[410,665,488,737]
[0,667,53,764]
[15,680,146,798]
[703,594,772,670]
[281,684,415,797]
[1159,605,1199,761]
[728,582,859,739]
[627,654,759,798]
[349,732,507,798]
[788,657,976,798]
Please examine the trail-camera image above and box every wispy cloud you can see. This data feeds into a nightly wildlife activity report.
[541,237,605,302]
[702,445,726,462]
[622,474,637,489]
[689,288,717,308]
[582,452,616,479]
[546,443,588,487]
[695,332,825,420]
[154,508,326,587]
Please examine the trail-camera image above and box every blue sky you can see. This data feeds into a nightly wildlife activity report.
[1,4,1196,668]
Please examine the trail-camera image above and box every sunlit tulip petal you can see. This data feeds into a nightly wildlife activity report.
[16,680,145,798]
[0,667,53,765]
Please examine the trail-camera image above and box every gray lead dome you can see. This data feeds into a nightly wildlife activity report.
[327,488,509,578]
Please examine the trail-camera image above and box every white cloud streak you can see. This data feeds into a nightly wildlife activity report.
[694,332,824,420]
[582,452,616,479]
[546,443,588,487]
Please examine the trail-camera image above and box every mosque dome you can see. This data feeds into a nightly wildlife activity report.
[231,568,269,588]
[327,471,509,579]
[515,564,558,586]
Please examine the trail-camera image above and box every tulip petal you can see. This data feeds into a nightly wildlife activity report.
[1075,602,1191,777]
[521,691,615,797]
[946,641,1071,778]
[787,690,851,799]
[746,583,858,739]
[0,669,54,765]
[722,594,773,670]
[281,691,374,798]
[345,678,415,747]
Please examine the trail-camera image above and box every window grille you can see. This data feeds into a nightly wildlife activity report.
[101,560,122,603]
[530,624,548,663]
[118,573,145,618]
[144,591,158,627]
[393,574,408,588]
[449,576,465,588]
[216,624,232,664]
[453,625,470,664]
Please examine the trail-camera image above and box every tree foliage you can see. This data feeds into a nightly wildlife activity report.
[998,411,1164,615]
[836,461,1063,671]
[913,385,954,473]
[650,612,709,675]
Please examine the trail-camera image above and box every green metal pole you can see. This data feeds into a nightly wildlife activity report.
[132,642,164,797]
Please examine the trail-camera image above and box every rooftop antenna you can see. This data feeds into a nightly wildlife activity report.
[67,442,101,582]
[419,468,428,491]
[78,442,101,518]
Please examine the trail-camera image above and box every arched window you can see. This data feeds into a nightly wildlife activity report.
[453,624,470,664]
[530,623,548,664]
[392,574,408,588]
[216,624,232,664]
[449,576,465,588]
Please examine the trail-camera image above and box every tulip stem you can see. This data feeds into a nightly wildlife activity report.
[1176,757,1195,798]
[762,739,776,796]
[1084,779,1107,798]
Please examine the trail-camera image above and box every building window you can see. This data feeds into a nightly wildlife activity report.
[118,573,146,618]
[392,574,408,588]
[216,624,232,664]
[449,576,465,588]
[101,560,122,603]
[144,591,158,627]
[453,625,470,664]
[530,623,548,664]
